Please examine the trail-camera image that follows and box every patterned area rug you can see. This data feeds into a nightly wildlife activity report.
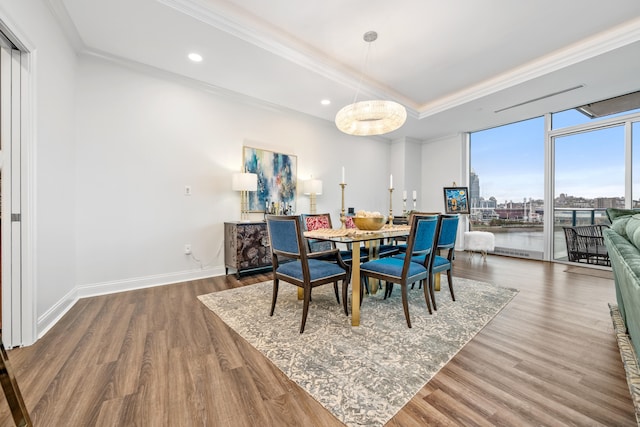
[199,278,518,426]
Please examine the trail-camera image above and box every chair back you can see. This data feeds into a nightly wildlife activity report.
[404,214,441,271]
[438,214,460,250]
[408,211,441,223]
[266,215,304,259]
[300,213,334,252]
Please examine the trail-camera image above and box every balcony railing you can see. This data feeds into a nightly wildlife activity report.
[554,207,610,227]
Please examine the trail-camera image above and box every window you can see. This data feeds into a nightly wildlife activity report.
[469,117,545,258]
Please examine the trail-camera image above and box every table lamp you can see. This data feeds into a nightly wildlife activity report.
[303,178,323,214]
[232,172,258,220]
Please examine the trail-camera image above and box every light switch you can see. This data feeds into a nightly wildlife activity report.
[185,185,192,196]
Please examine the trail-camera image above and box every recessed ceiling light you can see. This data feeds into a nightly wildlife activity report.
[188,53,203,62]
[321,99,331,106]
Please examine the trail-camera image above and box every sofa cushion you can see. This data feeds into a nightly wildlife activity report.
[625,214,640,248]
[607,208,640,222]
[612,215,633,240]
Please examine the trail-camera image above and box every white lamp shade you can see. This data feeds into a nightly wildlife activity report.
[303,179,323,195]
[232,172,258,191]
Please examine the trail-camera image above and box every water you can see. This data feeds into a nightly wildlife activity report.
[493,230,544,250]
[477,229,569,259]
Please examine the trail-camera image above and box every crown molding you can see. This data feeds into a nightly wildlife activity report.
[47,0,640,130]
[156,0,413,107]
[45,0,86,52]
[416,16,640,119]
[80,47,341,128]
[157,0,640,121]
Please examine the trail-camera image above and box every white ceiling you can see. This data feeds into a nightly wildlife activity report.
[52,0,640,140]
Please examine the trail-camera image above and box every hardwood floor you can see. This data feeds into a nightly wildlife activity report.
[0,255,635,426]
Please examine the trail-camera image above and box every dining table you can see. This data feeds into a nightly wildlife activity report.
[303,224,411,326]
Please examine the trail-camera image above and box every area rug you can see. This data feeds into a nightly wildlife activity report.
[609,303,640,425]
[198,278,518,426]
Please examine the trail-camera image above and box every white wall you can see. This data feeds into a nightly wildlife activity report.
[389,137,423,215]
[2,1,435,343]
[421,133,468,247]
[0,0,78,340]
[74,55,392,294]
[420,134,466,212]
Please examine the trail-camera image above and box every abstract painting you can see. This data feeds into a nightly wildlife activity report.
[243,146,297,213]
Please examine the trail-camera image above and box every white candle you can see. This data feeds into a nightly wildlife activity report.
[389,174,393,189]
[403,190,407,199]
[342,166,345,184]
[412,190,417,200]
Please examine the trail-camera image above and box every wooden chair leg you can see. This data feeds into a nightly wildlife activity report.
[447,270,455,301]
[300,287,311,333]
[429,274,437,311]
[401,284,412,328]
[384,282,394,299]
[270,279,279,316]
[0,333,32,427]
[421,279,432,314]
[342,276,363,316]
[342,281,349,315]
[333,282,340,304]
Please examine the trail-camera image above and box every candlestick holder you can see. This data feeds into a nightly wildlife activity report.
[413,197,417,211]
[388,188,394,226]
[402,196,407,216]
[339,183,347,229]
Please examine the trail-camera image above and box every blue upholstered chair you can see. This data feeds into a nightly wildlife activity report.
[429,214,460,310]
[265,215,351,333]
[394,214,460,310]
[300,213,367,264]
[301,213,394,297]
[393,212,441,253]
[357,214,441,327]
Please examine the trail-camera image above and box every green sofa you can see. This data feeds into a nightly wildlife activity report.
[605,209,640,355]
[604,208,640,421]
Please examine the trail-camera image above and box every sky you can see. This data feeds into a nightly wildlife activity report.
[470,111,639,202]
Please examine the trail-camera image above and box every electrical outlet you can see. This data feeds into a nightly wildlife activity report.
[185,185,192,196]
[184,244,192,255]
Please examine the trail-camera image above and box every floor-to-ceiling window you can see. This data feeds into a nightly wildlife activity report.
[633,121,640,207]
[551,125,625,261]
[469,92,640,264]
[469,117,545,259]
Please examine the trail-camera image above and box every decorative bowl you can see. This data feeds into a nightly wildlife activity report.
[352,216,386,230]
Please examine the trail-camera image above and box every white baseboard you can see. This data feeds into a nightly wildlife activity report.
[36,287,79,340]
[37,265,226,340]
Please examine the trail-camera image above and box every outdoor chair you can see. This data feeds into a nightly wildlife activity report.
[563,224,610,266]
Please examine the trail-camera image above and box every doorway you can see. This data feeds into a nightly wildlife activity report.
[0,30,24,347]
[551,125,625,263]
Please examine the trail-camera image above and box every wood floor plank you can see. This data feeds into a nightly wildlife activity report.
[0,256,635,426]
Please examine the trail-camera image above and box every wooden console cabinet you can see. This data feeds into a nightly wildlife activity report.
[224,221,272,277]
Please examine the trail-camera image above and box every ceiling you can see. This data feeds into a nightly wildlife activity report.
[51,0,640,141]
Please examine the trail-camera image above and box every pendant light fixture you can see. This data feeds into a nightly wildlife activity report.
[335,31,407,136]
